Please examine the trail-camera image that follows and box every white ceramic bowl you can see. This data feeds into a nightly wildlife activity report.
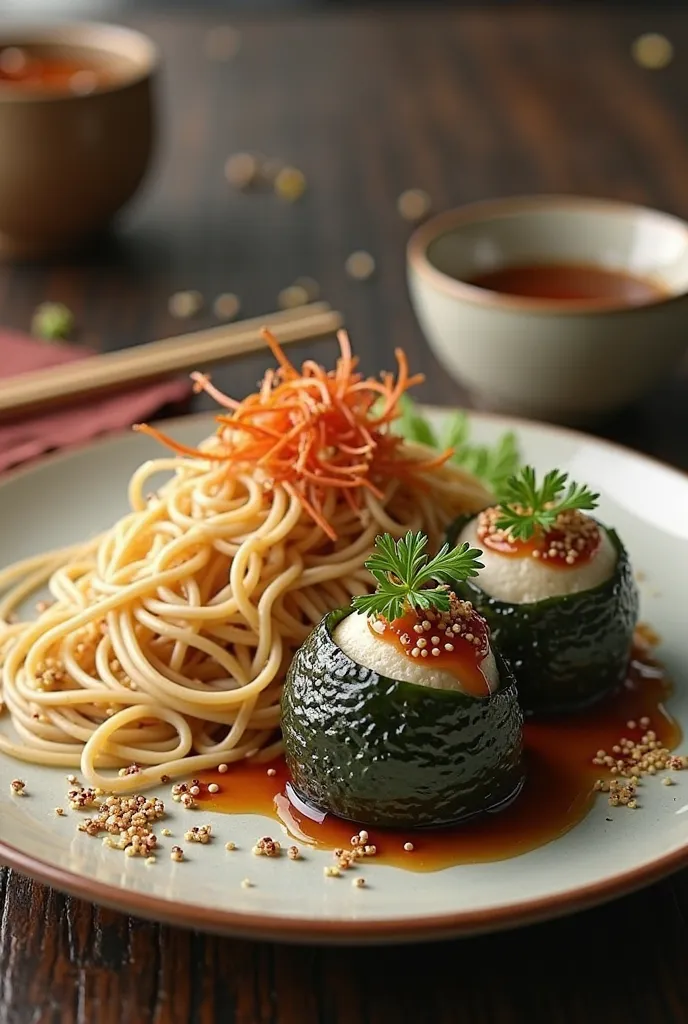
[407,196,688,422]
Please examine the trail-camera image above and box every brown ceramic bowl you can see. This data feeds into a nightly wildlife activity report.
[0,22,158,259]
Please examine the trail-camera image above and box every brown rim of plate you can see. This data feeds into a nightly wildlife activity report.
[0,21,159,102]
[0,409,687,943]
[406,194,688,316]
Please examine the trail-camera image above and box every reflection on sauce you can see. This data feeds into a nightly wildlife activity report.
[468,263,665,306]
[0,46,114,95]
[198,644,679,873]
[369,605,491,696]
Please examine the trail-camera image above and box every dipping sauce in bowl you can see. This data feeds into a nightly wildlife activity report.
[0,45,117,94]
[469,262,666,306]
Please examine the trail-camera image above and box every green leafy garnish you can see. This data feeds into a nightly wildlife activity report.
[31,301,74,341]
[494,467,599,541]
[352,530,483,622]
[393,396,521,493]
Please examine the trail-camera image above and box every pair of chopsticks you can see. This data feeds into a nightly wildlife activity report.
[0,301,343,422]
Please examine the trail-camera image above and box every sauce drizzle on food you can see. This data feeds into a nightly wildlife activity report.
[477,506,601,568]
[198,640,680,873]
[367,601,491,696]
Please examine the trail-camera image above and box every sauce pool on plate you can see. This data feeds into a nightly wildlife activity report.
[468,262,665,305]
[197,642,681,872]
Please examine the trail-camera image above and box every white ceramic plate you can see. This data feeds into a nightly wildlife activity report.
[1,410,687,944]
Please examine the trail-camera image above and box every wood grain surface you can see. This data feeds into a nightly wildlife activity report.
[1,6,688,1023]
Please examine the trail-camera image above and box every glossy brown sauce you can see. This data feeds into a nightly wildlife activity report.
[0,47,115,94]
[197,644,679,873]
[468,263,665,305]
[370,606,491,696]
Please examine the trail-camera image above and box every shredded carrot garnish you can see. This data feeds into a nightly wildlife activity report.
[134,330,451,539]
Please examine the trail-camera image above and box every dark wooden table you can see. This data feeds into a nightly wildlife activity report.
[2,6,688,1023]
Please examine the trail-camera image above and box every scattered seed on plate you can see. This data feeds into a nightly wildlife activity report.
[663,777,674,786]
[345,250,375,281]
[352,877,366,888]
[324,865,341,878]
[145,856,156,866]
[10,779,26,796]
[287,845,300,860]
[274,166,306,202]
[397,188,431,222]
[632,33,673,69]
[171,846,184,862]
[213,292,241,321]
[224,152,260,190]
[168,290,203,319]
[161,828,172,837]
[55,807,66,816]
[225,841,237,851]
[241,878,253,888]
[205,25,241,61]
[278,284,309,310]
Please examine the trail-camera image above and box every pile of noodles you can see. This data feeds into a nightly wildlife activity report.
[0,332,491,791]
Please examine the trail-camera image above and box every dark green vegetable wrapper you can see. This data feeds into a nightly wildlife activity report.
[446,516,639,715]
[281,608,525,829]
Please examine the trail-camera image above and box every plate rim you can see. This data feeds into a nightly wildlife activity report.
[1,407,687,943]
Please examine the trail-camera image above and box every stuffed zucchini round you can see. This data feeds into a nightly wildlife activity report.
[282,572,524,829]
[447,469,639,715]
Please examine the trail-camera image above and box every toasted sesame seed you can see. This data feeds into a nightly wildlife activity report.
[358,830,369,842]
[145,856,156,866]
[324,866,341,878]
[403,842,414,852]
[218,763,228,773]
[352,877,366,888]
[208,783,219,794]
[267,768,277,777]
[241,878,253,888]
[663,777,674,786]
[55,807,65,816]
[225,841,236,851]
[287,845,300,860]
[10,779,26,795]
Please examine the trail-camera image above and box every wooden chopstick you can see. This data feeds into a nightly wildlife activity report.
[0,302,343,421]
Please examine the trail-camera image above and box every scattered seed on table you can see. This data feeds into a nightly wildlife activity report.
[345,251,375,281]
[278,284,309,310]
[213,292,241,321]
[224,153,260,190]
[274,166,306,202]
[632,33,673,69]
[294,276,320,302]
[168,290,203,319]
[397,188,431,222]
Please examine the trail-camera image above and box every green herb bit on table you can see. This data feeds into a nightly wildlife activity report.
[393,395,521,493]
[352,530,483,622]
[494,467,600,541]
[31,301,74,341]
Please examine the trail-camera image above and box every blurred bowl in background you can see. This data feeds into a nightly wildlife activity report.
[0,22,158,260]
[407,196,688,424]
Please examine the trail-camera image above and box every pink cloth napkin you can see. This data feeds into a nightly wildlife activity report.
[0,329,192,474]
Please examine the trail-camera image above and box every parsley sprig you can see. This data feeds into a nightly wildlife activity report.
[394,395,521,493]
[494,467,599,542]
[352,531,483,622]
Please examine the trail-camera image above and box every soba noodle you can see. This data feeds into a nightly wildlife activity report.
[0,335,491,791]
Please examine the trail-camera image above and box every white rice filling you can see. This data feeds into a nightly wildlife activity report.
[333,610,499,694]
[458,517,617,606]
